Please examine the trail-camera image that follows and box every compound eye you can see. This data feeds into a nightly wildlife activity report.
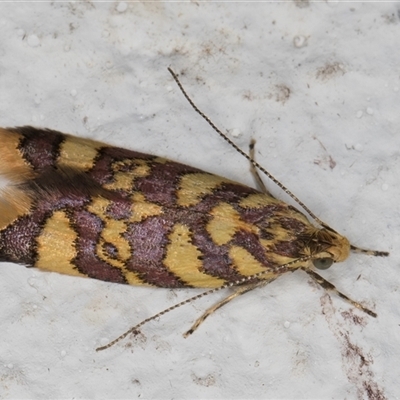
[313,258,334,270]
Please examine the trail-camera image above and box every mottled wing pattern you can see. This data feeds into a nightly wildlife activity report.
[0,127,319,288]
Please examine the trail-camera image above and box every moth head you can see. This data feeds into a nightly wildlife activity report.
[309,228,350,270]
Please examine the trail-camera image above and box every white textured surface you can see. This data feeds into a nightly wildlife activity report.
[0,3,398,399]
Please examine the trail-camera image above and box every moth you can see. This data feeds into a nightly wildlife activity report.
[0,69,388,351]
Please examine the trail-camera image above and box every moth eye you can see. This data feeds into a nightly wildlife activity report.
[313,258,334,270]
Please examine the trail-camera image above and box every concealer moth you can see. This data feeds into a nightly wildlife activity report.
[0,69,388,351]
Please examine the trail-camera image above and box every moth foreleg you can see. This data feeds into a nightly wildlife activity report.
[303,268,377,318]
[183,280,272,338]
[249,140,270,195]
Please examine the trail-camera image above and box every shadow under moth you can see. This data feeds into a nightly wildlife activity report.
[0,69,388,351]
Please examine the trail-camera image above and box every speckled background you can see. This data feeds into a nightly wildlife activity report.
[0,2,398,399]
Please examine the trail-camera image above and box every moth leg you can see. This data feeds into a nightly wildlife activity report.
[303,268,377,318]
[249,140,270,195]
[184,280,272,338]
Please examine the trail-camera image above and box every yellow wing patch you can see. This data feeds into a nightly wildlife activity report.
[229,245,274,279]
[58,135,103,170]
[207,202,259,246]
[177,173,230,207]
[130,193,163,222]
[0,128,33,181]
[104,159,152,191]
[164,223,225,288]
[239,193,280,208]
[36,210,85,277]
